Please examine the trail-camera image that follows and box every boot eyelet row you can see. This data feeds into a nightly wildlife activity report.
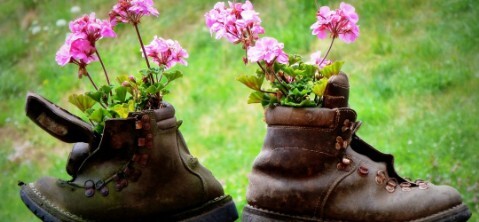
[400,182,412,191]
[375,170,387,185]
[357,165,369,176]
[336,156,352,171]
[385,178,398,193]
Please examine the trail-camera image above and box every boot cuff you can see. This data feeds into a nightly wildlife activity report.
[265,106,356,128]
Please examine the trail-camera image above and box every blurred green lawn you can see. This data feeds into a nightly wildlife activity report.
[1,0,478,221]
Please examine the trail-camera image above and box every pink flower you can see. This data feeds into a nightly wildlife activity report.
[144,36,188,69]
[110,0,159,25]
[310,2,359,43]
[310,51,332,68]
[56,35,98,76]
[204,0,264,45]
[129,0,159,16]
[69,13,116,45]
[247,37,288,65]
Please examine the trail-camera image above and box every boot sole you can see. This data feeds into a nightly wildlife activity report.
[242,204,471,222]
[20,184,238,222]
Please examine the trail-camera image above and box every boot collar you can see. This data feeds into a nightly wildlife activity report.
[265,105,357,129]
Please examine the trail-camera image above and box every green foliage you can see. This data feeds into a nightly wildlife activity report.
[320,61,344,78]
[236,74,264,91]
[237,55,339,107]
[68,94,96,112]
[69,67,184,134]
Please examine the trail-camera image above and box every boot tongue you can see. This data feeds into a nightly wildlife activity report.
[322,72,350,108]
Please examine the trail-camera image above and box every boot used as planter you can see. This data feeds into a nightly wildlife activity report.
[19,93,238,222]
[243,73,471,222]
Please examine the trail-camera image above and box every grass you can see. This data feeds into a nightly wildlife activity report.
[1,0,478,221]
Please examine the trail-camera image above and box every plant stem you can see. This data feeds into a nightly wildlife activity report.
[318,37,335,68]
[86,72,99,91]
[95,50,111,86]
[133,23,155,83]
[260,89,277,94]
[256,61,267,74]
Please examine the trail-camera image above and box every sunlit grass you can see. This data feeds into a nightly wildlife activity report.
[1,0,478,221]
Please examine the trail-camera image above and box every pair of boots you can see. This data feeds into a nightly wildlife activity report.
[19,73,471,221]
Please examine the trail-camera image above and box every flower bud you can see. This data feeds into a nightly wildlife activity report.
[78,67,88,79]
[129,75,137,83]
[122,81,131,87]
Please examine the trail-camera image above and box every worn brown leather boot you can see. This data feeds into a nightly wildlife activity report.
[19,93,238,222]
[243,73,471,221]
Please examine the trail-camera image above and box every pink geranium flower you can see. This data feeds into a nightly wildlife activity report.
[144,36,188,69]
[310,51,332,68]
[110,0,159,25]
[56,35,98,77]
[310,2,359,43]
[247,37,288,65]
[69,13,116,45]
[204,0,264,45]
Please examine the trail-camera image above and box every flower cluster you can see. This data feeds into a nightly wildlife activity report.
[247,37,288,65]
[310,2,359,43]
[205,1,264,47]
[145,36,189,69]
[110,0,159,25]
[55,0,187,133]
[56,13,116,77]
[206,1,359,107]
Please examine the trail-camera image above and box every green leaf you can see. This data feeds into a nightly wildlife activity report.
[86,91,102,103]
[282,66,295,76]
[321,61,344,78]
[140,69,149,77]
[288,54,302,65]
[114,86,127,103]
[248,91,264,104]
[301,63,318,79]
[110,100,135,118]
[164,70,183,83]
[161,89,170,95]
[236,74,264,91]
[68,93,96,112]
[88,108,105,123]
[116,75,130,85]
[99,85,112,95]
[94,124,105,134]
[281,98,316,107]
[312,78,329,96]
[155,82,165,91]
[146,85,157,94]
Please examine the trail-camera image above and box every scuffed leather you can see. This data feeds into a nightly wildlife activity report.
[246,106,466,221]
[23,102,225,221]
[323,72,350,108]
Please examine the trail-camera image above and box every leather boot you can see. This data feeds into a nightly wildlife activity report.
[20,94,238,222]
[243,73,471,221]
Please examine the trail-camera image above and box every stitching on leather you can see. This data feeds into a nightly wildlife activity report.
[29,183,88,222]
[272,147,336,157]
[268,125,337,133]
[175,132,208,200]
[318,163,358,219]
